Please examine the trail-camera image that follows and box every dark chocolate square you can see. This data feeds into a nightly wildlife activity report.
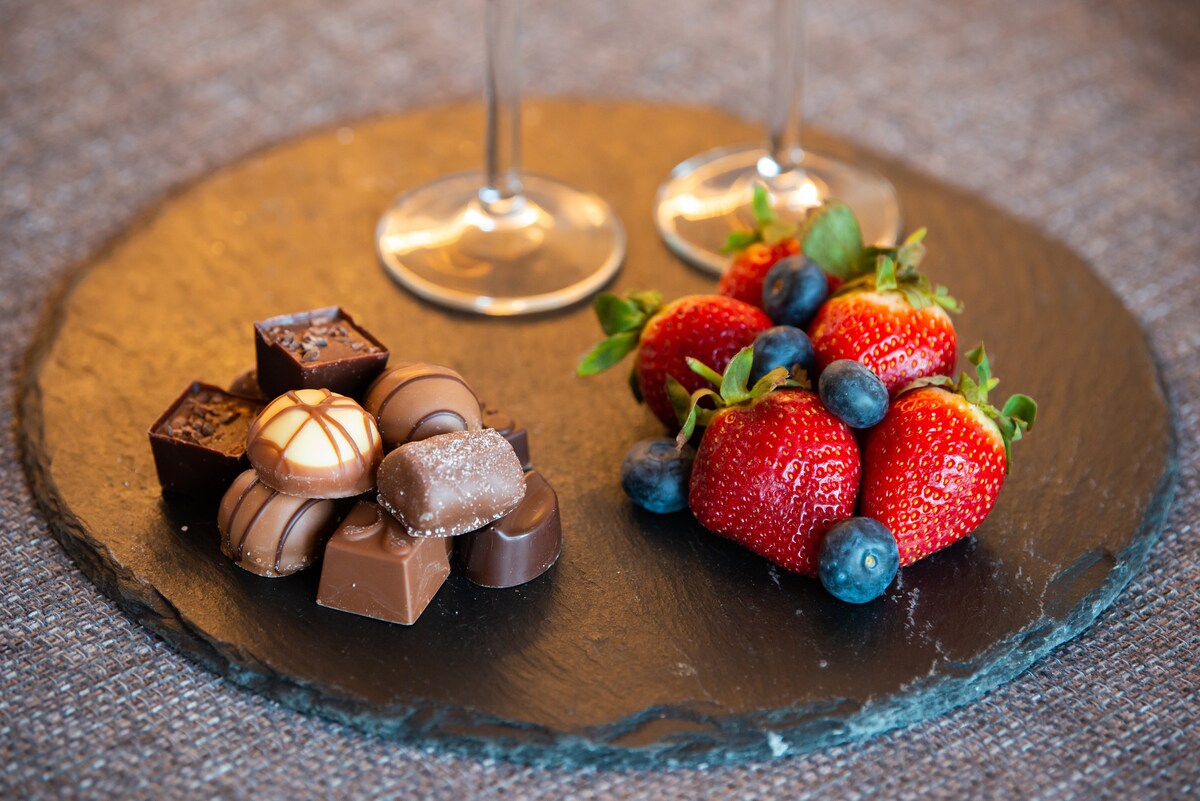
[254,306,389,400]
[148,382,265,497]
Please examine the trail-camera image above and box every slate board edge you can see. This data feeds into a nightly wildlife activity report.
[14,106,1180,769]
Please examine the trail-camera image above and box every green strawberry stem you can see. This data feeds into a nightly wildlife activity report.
[900,343,1037,471]
[839,229,963,314]
[576,290,664,376]
[667,347,793,446]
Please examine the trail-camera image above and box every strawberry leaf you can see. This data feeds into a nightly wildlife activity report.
[750,366,791,396]
[666,375,693,425]
[576,331,639,376]
[719,347,755,404]
[799,201,865,280]
[669,377,721,447]
[594,293,644,336]
[874,256,898,292]
[686,357,726,389]
[896,375,955,396]
[721,230,760,254]
[1001,393,1038,433]
[752,184,776,225]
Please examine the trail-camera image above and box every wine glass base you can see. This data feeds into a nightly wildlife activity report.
[655,145,903,276]
[377,173,625,316]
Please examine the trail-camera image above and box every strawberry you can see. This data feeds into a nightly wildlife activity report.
[860,345,1037,566]
[720,186,873,308]
[670,349,861,576]
[807,229,962,394]
[577,291,772,427]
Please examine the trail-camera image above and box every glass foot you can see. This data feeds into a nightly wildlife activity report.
[655,145,902,276]
[377,172,625,316]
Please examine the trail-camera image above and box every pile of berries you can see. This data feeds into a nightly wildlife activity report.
[580,188,1037,604]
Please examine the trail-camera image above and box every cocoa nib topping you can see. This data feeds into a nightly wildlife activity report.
[266,317,382,358]
[163,391,259,451]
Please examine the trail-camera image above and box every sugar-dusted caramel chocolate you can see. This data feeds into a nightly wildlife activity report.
[377,429,525,537]
[317,501,452,625]
[246,389,383,498]
[364,362,482,451]
[148,382,265,497]
[254,306,389,398]
[457,470,561,588]
[480,400,531,469]
[217,469,340,577]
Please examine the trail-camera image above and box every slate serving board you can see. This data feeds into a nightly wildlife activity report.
[18,101,1177,767]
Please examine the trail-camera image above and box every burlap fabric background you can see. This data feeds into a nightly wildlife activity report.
[3,0,1197,798]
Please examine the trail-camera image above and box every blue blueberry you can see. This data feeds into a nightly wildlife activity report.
[749,326,817,385]
[819,518,900,604]
[620,438,696,514]
[818,359,889,428]
[762,255,828,328]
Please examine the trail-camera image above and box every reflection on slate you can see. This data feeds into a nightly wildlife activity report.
[18,102,1176,767]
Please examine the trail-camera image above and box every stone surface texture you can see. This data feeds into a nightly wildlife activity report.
[1,1,1197,799]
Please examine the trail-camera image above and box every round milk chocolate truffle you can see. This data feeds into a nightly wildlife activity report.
[218,469,339,577]
[364,362,482,451]
[246,388,382,498]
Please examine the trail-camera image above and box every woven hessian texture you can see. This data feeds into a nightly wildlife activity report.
[2,0,1198,798]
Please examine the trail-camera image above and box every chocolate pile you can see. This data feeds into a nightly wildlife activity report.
[147,306,561,625]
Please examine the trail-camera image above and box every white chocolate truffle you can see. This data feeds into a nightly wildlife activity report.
[246,388,382,498]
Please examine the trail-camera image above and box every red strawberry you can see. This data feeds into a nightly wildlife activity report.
[808,230,961,394]
[670,349,861,576]
[861,345,1037,566]
[720,188,872,310]
[577,291,771,427]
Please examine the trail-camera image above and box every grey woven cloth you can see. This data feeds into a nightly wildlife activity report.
[3,0,1198,798]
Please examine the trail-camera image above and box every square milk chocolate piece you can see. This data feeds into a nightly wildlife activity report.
[317,501,452,625]
[254,306,388,399]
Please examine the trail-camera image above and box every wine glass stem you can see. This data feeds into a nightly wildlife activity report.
[481,0,524,214]
[761,0,806,178]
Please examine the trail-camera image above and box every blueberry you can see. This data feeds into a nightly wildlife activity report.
[620,438,696,514]
[819,518,900,603]
[762,255,828,328]
[749,326,817,385]
[818,359,889,428]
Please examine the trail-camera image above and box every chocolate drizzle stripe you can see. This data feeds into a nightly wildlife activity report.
[376,371,477,436]
[306,398,368,482]
[223,472,261,554]
[402,409,469,444]
[236,482,281,562]
[274,497,322,571]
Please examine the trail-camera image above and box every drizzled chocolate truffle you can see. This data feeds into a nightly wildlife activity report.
[317,501,452,625]
[218,469,339,577]
[457,470,561,588]
[363,363,482,452]
[377,429,525,538]
[246,389,383,498]
[148,382,265,497]
[254,307,389,398]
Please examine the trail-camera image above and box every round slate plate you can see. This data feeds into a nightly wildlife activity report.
[18,101,1177,768]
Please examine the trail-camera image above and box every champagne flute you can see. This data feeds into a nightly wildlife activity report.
[655,0,901,275]
[376,0,625,315]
